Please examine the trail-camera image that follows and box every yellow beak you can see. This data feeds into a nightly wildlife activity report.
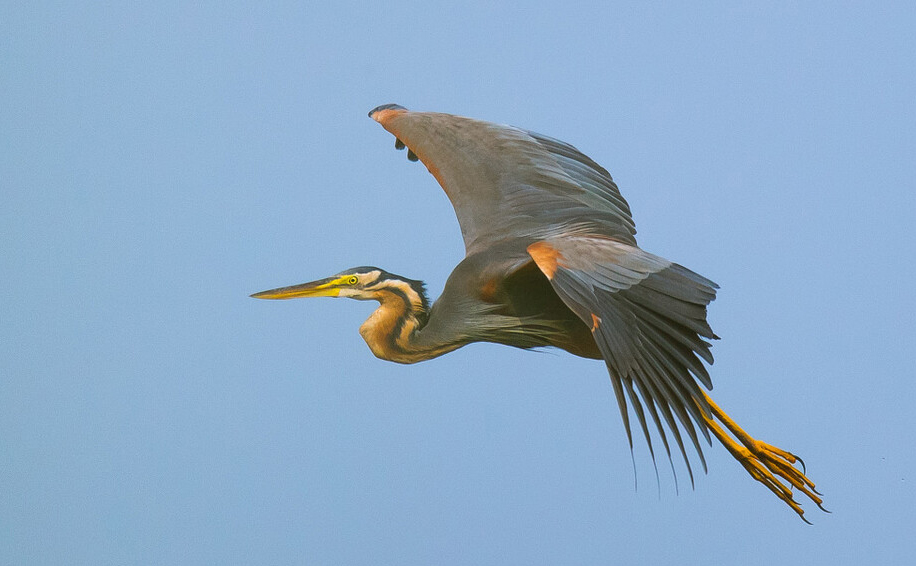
[250,276,342,300]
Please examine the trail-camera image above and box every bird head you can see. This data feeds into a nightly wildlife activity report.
[250,267,392,301]
[251,267,428,308]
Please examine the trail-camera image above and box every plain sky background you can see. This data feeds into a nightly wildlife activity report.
[2,2,915,564]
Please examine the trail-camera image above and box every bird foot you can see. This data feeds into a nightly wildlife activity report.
[700,392,827,523]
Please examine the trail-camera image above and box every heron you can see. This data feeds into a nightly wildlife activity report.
[252,104,825,521]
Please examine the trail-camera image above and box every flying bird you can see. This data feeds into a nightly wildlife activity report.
[252,104,825,521]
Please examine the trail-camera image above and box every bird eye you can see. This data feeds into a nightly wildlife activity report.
[347,276,359,285]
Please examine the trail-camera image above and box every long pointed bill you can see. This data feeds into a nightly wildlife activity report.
[250,276,342,300]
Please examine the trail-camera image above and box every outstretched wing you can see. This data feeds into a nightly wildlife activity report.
[371,104,718,479]
[369,104,636,255]
[528,233,720,483]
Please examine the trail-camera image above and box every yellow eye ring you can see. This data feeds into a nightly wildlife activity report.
[347,276,359,285]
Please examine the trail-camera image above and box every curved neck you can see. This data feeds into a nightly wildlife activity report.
[358,285,457,364]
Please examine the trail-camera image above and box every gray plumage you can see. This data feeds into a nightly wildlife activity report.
[252,105,825,521]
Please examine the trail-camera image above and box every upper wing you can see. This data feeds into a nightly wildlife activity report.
[369,104,636,255]
[528,233,720,483]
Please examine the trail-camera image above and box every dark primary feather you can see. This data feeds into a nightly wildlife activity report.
[532,235,719,483]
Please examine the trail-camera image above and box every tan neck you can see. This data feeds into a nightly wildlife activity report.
[358,287,454,364]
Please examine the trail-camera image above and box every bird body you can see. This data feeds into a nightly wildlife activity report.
[253,104,825,521]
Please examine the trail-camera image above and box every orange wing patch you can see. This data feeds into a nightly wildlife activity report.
[527,241,563,280]
[590,313,602,332]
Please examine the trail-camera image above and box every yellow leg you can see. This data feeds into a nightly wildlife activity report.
[699,391,826,523]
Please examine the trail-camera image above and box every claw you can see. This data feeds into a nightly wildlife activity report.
[795,454,807,474]
[699,391,825,522]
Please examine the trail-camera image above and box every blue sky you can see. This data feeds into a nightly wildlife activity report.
[2,2,914,564]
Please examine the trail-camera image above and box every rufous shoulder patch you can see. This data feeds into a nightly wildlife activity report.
[527,241,562,280]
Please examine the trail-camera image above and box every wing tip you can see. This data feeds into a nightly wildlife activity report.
[368,103,408,123]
